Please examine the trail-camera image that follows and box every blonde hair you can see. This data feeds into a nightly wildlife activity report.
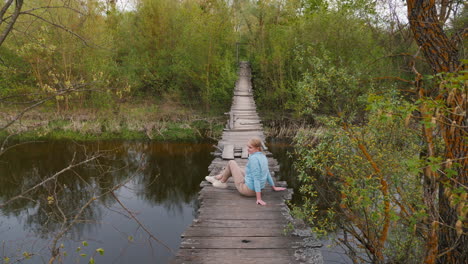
[248,137,263,151]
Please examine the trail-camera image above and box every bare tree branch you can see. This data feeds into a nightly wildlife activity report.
[0,152,102,208]
[110,190,176,255]
[0,84,92,131]
[19,11,92,47]
[0,132,44,157]
[21,5,85,17]
[0,0,23,47]
[0,0,14,23]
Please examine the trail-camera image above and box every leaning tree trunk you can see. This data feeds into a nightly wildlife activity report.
[407,0,467,263]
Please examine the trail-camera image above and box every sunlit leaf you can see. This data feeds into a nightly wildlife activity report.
[96,248,105,256]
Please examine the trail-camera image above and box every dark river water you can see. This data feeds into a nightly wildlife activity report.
[0,140,350,264]
[0,141,212,264]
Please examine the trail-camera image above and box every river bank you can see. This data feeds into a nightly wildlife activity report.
[0,101,226,142]
[1,102,310,143]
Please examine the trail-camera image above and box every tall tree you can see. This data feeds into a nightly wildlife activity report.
[406,0,466,263]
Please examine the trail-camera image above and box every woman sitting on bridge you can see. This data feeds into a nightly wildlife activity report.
[205,137,286,206]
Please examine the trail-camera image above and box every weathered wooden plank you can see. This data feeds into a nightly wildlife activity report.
[222,144,234,160]
[221,133,260,138]
[179,236,302,249]
[239,121,261,126]
[241,146,248,158]
[200,181,277,189]
[200,199,285,207]
[198,206,287,215]
[181,227,285,237]
[199,186,287,195]
[197,203,288,212]
[199,200,287,208]
[173,257,294,264]
[198,192,288,202]
[176,248,296,257]
[198,191,288,201]
[196,211,286,220]
[175,249,297,264]
[198,197,286,205]
[190,219,288,228]
[208,158,279,167]
[198,196,287,205]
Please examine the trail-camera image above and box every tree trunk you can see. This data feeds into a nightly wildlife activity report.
[407,0,460,73]
[438,72,467,263]
[406,1,467,263]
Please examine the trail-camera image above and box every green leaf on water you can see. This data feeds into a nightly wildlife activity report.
[22,252,31,259]
[82,241,88,247]
[96,248,105,256]
[89,257,95,264]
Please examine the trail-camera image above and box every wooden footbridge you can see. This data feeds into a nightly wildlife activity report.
[173,62,322,264]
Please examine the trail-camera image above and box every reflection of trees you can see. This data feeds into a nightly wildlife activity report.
[0,141,213,239]
[0,141,132,239]
[131,142,212,212]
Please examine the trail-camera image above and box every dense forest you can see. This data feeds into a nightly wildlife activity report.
[0,0,466,263]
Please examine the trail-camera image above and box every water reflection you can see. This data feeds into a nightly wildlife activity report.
[136,143,212,209]
[0,141,212,263]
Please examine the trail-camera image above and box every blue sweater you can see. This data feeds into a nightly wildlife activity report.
[245,152,275,192]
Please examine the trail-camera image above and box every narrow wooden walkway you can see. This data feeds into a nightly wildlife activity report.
[174,62,321,264]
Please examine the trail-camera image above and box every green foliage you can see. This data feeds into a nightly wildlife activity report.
[1,0,236,114]
[291,50,367,119]
[112,0,237,109]
[244,1,393,117]
[0,47,35,97]
[301,0,329,14]
[292,92,427,261]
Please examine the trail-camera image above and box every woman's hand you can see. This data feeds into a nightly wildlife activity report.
[256,199,266,206]
[272,186,286,191]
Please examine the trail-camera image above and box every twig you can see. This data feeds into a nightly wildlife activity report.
[0,85,89,131]
[48,174,136,263]
[110,192,176,255]
[19,12,92,47]
[0,152,101,208]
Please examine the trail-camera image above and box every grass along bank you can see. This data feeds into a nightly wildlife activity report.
[0,101,226,142]
[260,112,312,140]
